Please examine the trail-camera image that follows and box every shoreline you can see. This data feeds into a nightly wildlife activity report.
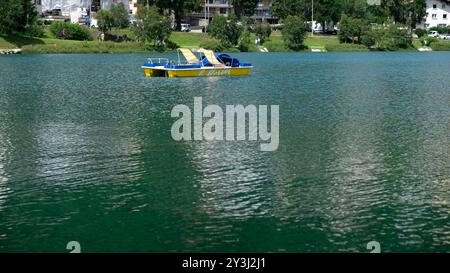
[2,33,450,54]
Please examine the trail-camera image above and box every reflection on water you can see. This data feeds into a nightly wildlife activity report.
[0,53,449,252]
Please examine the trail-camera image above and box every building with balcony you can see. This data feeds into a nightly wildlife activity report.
[187,0,233,27]
[418,0,450,28]
[187,0,277,27]
[251,0,277,24]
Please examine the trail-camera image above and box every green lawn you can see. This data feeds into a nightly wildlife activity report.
[171,32,215,48]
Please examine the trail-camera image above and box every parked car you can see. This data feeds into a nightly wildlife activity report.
[129,14,137,26]
[429,31,440,38]
[181,23,191,32]
[439,33,450,40]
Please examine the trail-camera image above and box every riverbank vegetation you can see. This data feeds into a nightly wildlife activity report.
[2,0,450,53]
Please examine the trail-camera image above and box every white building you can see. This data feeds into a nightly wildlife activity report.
[38,0,129,14]
[418,0,450,29]
[33,0,43,14]
[128,0,138,15]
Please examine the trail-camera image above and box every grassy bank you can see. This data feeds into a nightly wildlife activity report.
[430,40,450,51]
[2,29,448,53]
[0,31,213,53]
[263,31,368,52]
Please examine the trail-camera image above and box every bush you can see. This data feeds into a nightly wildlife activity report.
[385,24,412,50]
[420,35,439,46]
[238,29,254,52]
[430,40,450,50]
[24,23,45,37]
[207,14,243,48]
[281,15,306,51]
[50,22,92,40]
[429,26,450,34]
[361,31,376,47]
[360,24,412,50]
[414,28,427,38]
[255,21,272,44]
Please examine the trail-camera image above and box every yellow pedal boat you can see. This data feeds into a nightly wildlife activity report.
[142,48,253,78]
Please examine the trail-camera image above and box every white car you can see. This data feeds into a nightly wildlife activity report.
[181,24,191,32]
[439,34,450,40]
[429,31,440,37]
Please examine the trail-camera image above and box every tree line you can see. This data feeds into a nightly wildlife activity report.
[0,0,431,51]
[0,0,41,35]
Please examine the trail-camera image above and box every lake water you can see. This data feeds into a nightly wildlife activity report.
[0,53,449,252]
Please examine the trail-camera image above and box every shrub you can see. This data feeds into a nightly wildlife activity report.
[238,29,254,52]
[50,22,92,40]
[361,30,376,48]
[207,14,243,48]
[385,24,411,50]
[420,35,439,46]
[255,21,272,44]
[414,28,427,38]
[429,26,450,34]
[430,40,450,50]
[360,24,412,50]
[25,23,45,37]
[281,15,306,51]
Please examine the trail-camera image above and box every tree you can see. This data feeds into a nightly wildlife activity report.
[231,0,259,18]
[271,0,308,20]
[96,9,115,33]
[361,22,412,50]
[282,15,306,51]
[111,3,130,29]
[255,21,272,44]
[0,0,38,34]
[133,5,173,48]
[0,0,21,34]
[313,0,341,32]
[143,0,201,31]
[207,14,243,48]
[406,0,426,28]
[337,14,367,43]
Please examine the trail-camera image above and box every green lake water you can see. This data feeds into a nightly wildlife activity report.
[0,52,449,252]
